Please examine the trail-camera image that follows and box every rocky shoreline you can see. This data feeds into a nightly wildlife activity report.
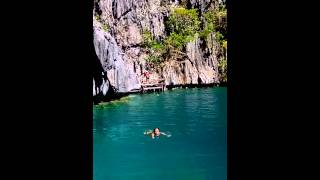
[93,83,226,105]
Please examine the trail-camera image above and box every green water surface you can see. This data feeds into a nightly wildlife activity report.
[93,87,227,180]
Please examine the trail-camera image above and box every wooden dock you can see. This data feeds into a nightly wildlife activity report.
[128,77,166,94]
[141,83,165,93]
[128,83,165,93]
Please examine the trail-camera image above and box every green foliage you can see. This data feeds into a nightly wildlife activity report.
[215,5,227,37]
[204,10,215,24]
[222,40,227,49]
[94,14,109,32]
[200,5,227,39]
[217,5,227,18]
[219,58,227,72]
[144,8,201,53]
[162,8,200,50]
[200,5,227,82]
[200,25,214,38]
[200,10,216,38]
[142,6,227,72]
[143,32,164,51]
[102,23,109,31]
[142,30,166,66]
[142,30,154,47]
[164,32,186,50]
[166,8,200,38]
[145,54,161,64]
[215,31,224,45]
[143,30,166,54]
[151,42,165,51]
[218,58,227,82]
[95,15,101,21]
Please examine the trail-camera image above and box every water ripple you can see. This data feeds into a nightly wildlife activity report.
[93,87,227,180]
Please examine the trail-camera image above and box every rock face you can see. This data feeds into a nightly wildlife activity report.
[93,0,226,98]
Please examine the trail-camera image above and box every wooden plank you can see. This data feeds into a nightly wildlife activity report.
[141,83,161,86]
[141,83,164,87]
[143,87,163,90]
[129,90,141,93]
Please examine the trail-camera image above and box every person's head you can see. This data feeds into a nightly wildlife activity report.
[153,128,160,136]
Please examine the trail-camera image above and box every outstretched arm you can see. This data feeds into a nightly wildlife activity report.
[160,132,168,136]
[144,130,153,135]
[161,132,171,137]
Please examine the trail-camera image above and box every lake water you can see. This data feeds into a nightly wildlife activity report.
[93,87,227,180]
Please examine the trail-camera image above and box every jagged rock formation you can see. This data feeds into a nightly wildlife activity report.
[93,0,226,98]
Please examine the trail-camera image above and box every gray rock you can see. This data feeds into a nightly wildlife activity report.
[93,0,226,98]
[93,19,140,93]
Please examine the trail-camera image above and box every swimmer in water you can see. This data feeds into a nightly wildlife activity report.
[144,128,169,139]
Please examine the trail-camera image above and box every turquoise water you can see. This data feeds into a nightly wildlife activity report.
[93,87,227,180]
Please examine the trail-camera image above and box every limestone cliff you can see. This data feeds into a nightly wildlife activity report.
[93,0,227,98]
